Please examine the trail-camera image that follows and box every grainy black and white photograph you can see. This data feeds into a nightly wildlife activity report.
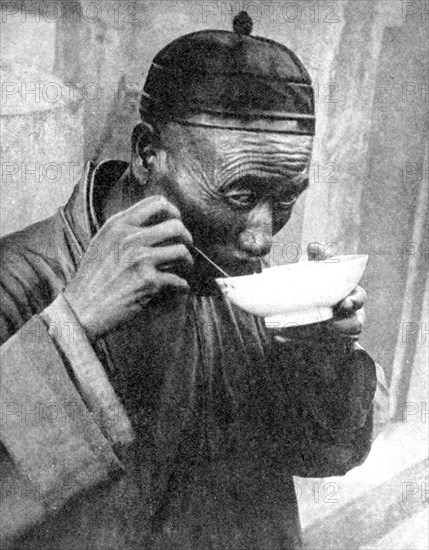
[0,1,428,549]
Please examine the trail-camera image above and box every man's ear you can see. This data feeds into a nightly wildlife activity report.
[131,122,159,184]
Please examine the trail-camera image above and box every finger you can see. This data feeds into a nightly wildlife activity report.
[329,309,366,337]
[128,219,193,248]
[150,244,194,268]
[334,286,367,317]
[307,242,329,262]
[157,272,190,293]
[116,195,182,227]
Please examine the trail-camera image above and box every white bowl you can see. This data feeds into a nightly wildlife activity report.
[216,254,369,327]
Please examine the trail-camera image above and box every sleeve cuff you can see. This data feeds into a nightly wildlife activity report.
[273,336,378,434]
[306,342,378,433]
[0,315,123,512]
[40,293,134,451]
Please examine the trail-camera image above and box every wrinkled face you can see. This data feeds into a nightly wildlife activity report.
[149,117,313,274]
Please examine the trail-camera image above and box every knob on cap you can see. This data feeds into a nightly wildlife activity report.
[233,11,253,35]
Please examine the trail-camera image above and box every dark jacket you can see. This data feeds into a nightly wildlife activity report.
[0,160,388,550]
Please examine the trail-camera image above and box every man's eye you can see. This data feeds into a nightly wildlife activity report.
[276,195,298,209]
[225,191,257,208]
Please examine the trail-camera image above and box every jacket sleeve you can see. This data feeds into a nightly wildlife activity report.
[268,334,389,478]
[0,247,134,545]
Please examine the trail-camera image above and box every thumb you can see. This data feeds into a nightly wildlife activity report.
[307,242,329,261]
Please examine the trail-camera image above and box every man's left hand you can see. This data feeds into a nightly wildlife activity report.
[327,284,367,341]
[308,242,367,341]
[276,243,367,344]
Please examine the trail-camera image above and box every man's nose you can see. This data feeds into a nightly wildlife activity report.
[238,202,273,257]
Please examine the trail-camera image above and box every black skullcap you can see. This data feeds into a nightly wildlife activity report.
[140,12,315,135]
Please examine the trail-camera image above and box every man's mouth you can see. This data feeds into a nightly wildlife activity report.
[222,249,264,274]
[194,241,266,270]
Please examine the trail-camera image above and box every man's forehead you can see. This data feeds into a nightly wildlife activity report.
[166,117,314,158]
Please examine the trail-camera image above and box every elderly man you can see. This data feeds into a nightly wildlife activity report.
[0,13,387,550]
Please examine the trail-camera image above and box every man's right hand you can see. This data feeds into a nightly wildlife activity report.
[63,195,193,341]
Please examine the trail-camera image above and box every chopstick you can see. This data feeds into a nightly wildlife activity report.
[192,245,230,278]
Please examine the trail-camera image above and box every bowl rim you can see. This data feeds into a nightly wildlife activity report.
[215,254,369,284]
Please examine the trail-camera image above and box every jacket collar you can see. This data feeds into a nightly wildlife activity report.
[62,159,129,252]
